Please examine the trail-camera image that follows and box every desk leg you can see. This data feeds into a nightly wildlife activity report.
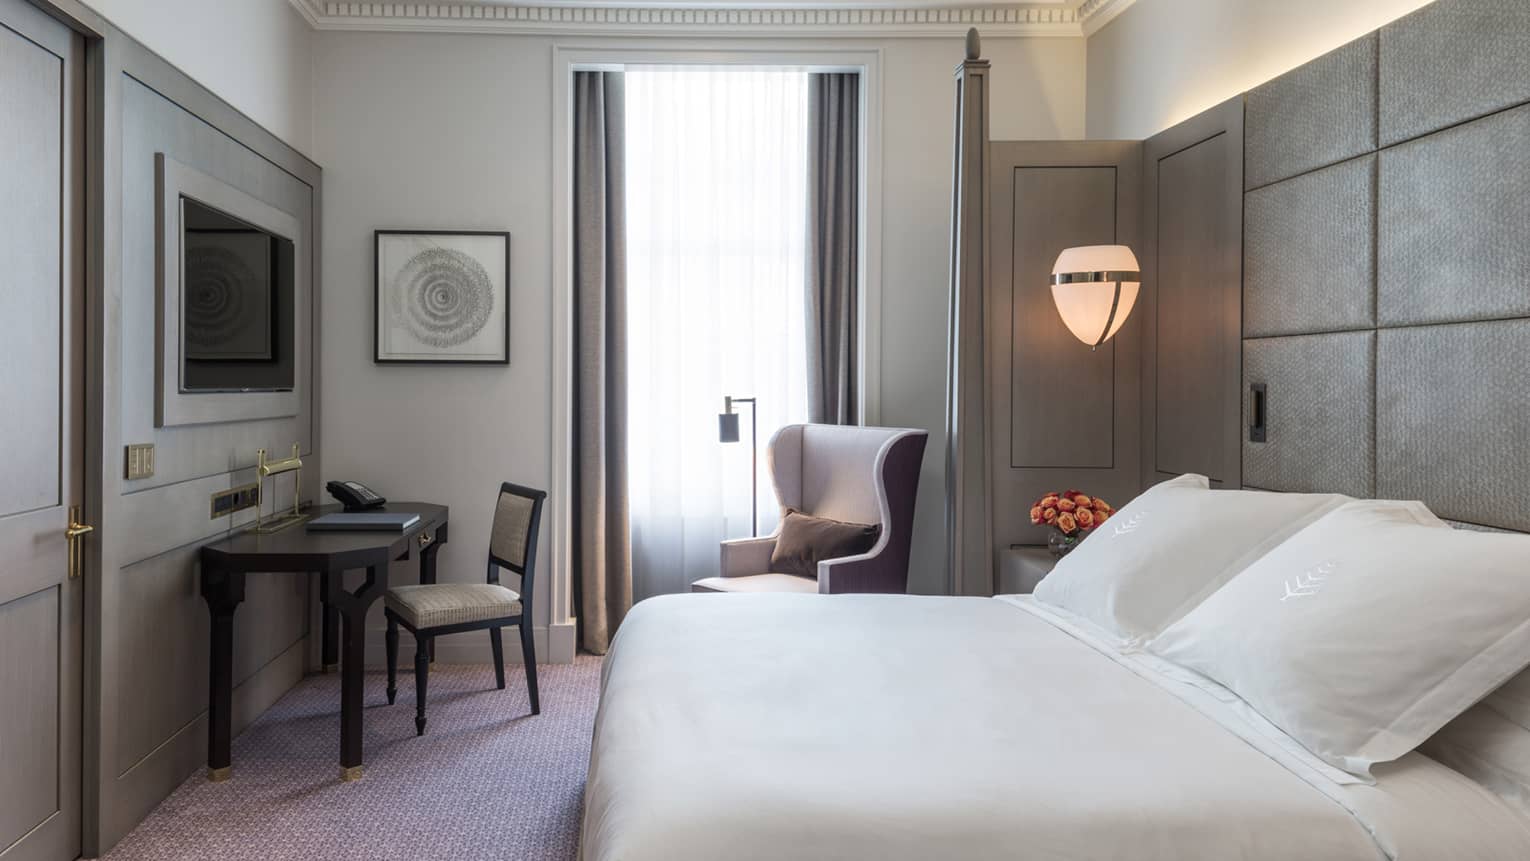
[327,563,387,782]
[200,567,246,782]
[420,528,445,663]
[319,571,339,672]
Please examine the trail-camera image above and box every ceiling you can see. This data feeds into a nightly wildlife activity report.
[287,0,1132,38]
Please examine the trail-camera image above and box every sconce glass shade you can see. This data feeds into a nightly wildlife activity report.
[718,412,741,443]
[1049,244,1141,348]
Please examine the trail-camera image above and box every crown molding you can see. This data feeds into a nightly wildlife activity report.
[1078,0,1134,36]
[285,0,1116,38]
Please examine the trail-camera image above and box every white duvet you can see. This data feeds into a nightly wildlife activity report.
[580,593,1530,861]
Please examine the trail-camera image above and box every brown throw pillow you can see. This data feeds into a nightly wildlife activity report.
[769,509,881,580]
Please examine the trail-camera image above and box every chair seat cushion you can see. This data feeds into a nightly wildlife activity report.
[385,583,522,629]
[691,573,820,594]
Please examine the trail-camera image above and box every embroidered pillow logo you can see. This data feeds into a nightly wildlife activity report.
[1112,511,1146,538]
[1281,560,1337,602]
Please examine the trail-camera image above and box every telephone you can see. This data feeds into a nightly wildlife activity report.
[326,480,387,511]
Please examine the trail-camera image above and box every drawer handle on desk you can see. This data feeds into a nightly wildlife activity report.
[418,532,433,547]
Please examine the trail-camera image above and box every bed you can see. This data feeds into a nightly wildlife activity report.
[580,592,1530,861]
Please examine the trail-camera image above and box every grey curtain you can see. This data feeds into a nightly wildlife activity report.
[572,71,632,655]
[806,73,861,425]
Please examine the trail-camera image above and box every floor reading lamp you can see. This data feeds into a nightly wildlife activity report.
[717,395,759,537]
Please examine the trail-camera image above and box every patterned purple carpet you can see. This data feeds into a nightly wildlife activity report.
[105,657,603,860]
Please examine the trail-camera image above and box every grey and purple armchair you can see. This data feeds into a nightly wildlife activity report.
[691,424,928,595]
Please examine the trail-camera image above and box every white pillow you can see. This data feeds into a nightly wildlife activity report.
[1032,474,1347,641]
[1421,664,1530,815]
[1148,499,1530,779]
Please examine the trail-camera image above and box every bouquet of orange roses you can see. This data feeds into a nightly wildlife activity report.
[1029,490,1113,555]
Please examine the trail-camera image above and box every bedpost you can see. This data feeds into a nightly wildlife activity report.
[944,27,994,597]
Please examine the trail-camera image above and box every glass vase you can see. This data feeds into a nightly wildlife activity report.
[1048,531,1080,557]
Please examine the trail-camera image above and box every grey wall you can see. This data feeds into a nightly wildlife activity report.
[310,31,1088,619]
[77,0,315,155]
[1240,0,1530,531]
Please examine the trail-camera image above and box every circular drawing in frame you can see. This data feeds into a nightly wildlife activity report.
[389,246,496,349]
[184,243,263,356]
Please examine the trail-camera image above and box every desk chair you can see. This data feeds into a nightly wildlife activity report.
[385,482,545,735]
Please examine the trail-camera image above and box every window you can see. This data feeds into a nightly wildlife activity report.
[625,67,811,599]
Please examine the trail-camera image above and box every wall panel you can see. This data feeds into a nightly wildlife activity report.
[988,141,1141,566]
[1140,97,1244,489]
[1239,0,1530,535]
[1008,166,1117,469]
[1377,103,1530,327]
[1242,332,1374,497]
[1377,321,1530,530]
[1244,33,1377,189]
[1244,156,1375,337]
[1379,0,1530,145]
[85,30,323,854]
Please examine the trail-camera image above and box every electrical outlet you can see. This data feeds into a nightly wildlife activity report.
[125,443,155,480]
[210,483,261,520]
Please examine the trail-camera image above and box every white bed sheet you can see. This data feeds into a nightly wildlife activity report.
[581,593,1530,861]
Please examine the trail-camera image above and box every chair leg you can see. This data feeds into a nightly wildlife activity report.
[413,632,430,736]
[519,622,539,716]
[489,626,506,690]
[385,616,399,706]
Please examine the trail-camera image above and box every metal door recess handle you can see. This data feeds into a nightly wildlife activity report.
[1249,383,1268,443]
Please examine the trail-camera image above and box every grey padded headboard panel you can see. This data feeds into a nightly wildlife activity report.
[1244,33,1376,189]
[1242,0,1530,532]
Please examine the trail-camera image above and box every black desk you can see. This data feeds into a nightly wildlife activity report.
[199,501,449,782]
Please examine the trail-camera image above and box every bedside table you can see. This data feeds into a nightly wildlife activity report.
[998,545,1058,594]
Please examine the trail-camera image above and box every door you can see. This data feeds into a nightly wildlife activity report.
[0,1,85,860]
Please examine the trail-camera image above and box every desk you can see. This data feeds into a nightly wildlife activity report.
[199,501,449,782]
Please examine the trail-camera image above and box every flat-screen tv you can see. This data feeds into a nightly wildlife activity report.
[180,195,296,392]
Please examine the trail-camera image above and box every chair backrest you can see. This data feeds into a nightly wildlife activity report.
[766,424,925,527]
[488,483,547,604]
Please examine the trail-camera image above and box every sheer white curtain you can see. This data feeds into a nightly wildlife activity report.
[625,66,810,600]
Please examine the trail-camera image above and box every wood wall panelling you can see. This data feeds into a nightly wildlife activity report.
[1009,166,1117,469]
[1140,97,1244,489]
[85,28,323,855]
[987,141,1141,557]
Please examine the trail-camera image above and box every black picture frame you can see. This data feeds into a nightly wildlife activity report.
[374,229,511,365]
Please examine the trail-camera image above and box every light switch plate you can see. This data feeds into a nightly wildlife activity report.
[125,443,155,480]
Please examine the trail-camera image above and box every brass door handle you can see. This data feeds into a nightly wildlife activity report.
[418,532,433,547]
[66,505,93,580]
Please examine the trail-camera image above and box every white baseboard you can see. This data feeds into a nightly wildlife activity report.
[547,620,577,663]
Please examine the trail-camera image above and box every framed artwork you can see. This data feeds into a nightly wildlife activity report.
[374,230,511,364]
[183,228,274,361]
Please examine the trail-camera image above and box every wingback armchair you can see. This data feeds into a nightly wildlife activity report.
[691,424,928,595]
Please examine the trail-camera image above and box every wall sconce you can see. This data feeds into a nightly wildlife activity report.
[1049,244,1140,349]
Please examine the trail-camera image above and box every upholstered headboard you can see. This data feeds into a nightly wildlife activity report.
[1239,0,1530,532]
